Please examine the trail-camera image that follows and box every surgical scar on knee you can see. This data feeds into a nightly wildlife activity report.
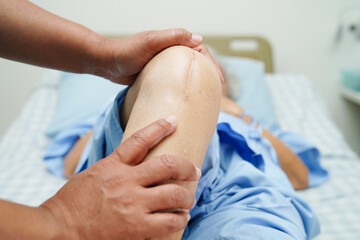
[184,52,195,101]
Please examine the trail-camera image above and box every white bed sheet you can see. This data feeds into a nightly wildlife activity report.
[0,71,359,239]
[0,70,66,206]
[266,74,360,239]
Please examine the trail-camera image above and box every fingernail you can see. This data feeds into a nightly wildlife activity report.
[191,33,203,43]
[165,115,177,126]
[186,213,191,221]
[196,167,202,179]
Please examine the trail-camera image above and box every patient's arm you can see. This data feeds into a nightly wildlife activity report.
[261,130,309,190]
[221,95,248,121]
[221,95,309,190]
[121,46,221,239]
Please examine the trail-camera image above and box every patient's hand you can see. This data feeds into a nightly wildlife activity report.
[41,117,200,240]
[90,28,223,85]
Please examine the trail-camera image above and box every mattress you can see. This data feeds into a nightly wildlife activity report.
[0,71,359,239]
[0,70,66,206]
[266,74,360,239]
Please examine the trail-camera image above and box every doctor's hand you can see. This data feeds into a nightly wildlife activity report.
[90,28,223,85]
[1,1,223,85]
[40,116,200,240]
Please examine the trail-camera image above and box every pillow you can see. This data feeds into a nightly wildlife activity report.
[46,56,279,137]
[217,56,279,130]
[45,73,127,138]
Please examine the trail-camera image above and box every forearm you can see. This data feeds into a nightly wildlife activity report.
[0,199,66,240]
[220,96,243,118]
[262,130,309,190]
[0,0,106,75]
[220,96,251,123]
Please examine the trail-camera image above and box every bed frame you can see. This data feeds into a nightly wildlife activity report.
[202,36,273,73]
[106,35,274,73]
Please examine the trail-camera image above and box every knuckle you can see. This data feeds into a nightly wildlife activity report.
[156,118,171,130]
[111,147,126,163]
[135,167,148,181]
[172,28,189,42]
[140,31,157,54]
[172,185,184,205]
[159,154,176,172]
[89,159,106,173]
[130,130,149,147]
[90,156,119,174]
[103,171,129,190]
[165,215,180,233]
[120,194,136,208]
[143,31,155,44]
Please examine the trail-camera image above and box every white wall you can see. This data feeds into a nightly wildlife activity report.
[1,0,360,153]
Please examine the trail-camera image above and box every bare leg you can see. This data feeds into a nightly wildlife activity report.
[63,131,93,178]
[121,46,221,239]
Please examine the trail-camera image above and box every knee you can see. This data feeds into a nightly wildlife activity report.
[137,46,222,102]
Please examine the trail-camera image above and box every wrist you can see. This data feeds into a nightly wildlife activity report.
[82,32,112,79]
[0,199,70,240]
[40,198,79,240]
[37,205,71,240]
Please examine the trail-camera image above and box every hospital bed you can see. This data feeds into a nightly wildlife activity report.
[0,35,359,239]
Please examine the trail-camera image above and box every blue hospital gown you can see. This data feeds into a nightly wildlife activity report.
[44,89,328,240]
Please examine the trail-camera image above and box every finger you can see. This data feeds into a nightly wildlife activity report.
[135,155,201,186]
[143,212,190,238]
[111,116,178,165]
[193,45,224,82]
[144,184,195,212]
[141,28,203,54]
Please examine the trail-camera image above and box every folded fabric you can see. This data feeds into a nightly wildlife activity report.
[43,89,327,239]
[217,112,328,188]
[43,117,96,177]
[272,130,328,187]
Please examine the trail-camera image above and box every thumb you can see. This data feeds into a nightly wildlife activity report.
[110,116,178,165]
[139,28,203,54]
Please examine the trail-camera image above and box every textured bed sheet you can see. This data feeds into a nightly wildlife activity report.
[0,71,359,239]
[266,74,360,239]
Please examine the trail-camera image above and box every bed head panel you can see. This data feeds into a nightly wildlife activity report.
[105,34,274,73]
[203,36,273,73]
